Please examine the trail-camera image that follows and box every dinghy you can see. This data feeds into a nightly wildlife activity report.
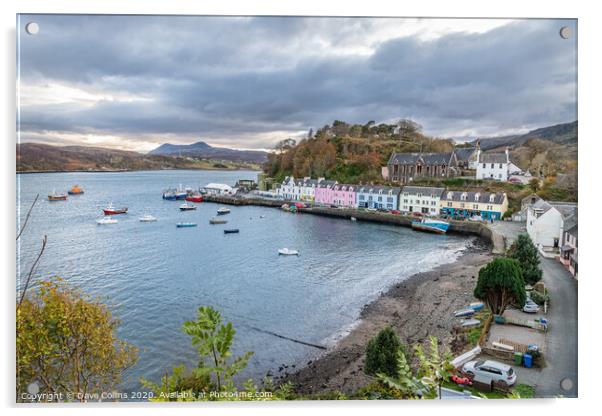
[278,248,299,256]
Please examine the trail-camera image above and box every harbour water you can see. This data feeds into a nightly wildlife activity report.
[17,170,473,392]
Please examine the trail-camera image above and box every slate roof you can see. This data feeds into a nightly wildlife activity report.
[441,190,507,204]
[318,180,338,187]
[401,186,445,197]
[356,185,402,195]
[454,147,477,162]
[529,199,577,219]
[479,153,508,164]
[388,152,453,165]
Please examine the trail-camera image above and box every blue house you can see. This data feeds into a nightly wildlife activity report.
[356,186,402,210]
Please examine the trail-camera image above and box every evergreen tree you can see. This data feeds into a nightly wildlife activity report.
[365,326,404,378]
[474,258,527,315]
[508,233,543,285]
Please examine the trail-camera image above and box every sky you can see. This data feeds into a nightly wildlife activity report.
[17,15,577,152]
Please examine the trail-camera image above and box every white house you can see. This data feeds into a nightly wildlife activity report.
[400,186,445,215]
[278,176,298,200]
[526,199,578,254]
[278,176,328,202]
[476,147,523,182]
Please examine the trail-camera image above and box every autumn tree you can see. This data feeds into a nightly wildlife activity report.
[17,278,138,402]
[474,258,527,315]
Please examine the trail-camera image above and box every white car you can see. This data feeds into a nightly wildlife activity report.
[523,302,540,313]
[462,360,517,386]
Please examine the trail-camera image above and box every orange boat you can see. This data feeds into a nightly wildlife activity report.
[185,193,203,203]
[68,185,84,195]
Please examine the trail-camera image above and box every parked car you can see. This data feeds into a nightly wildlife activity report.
[462,360,517,386]
[365,208,377,212]
[390,210,401,215]
[377,208,389,213]
[411,212,423,218]
[523,301,540,313]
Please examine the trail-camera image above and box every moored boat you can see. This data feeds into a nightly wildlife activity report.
[278,248,299,256]
[48,191,68,201]
[350,217,357,222]
[216,207,231,215]
[185,193,203,203]
[103,202,128,215]
[179,203,197,211]
[209,217,228,224]
[68,185,84,195]
[162,189,177,200]
[453,308,476,318]
[411,218,449,234]
[96,217,118,225]
[224,229,239,234]
[176,222,197,228]
[139,214,157,222]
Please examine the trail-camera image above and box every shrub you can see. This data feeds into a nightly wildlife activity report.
[474,258,527,315]
[529,290,550,306]
[364,327,404,378]
[508,234,543,285]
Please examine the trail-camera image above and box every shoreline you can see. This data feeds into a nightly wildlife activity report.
[277,239,494,395]
[16,167,262,174]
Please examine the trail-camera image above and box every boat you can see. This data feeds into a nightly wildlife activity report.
[103,203,128,215]
[350,217,357,221]
[453,308,476,318]
[365,208,377,212]
[162,189,177,200]
[224,229,240,234]
[185,193,203,203]
[175,185,187,200]
[281,204,289,211]
[469,302,485,311]
[67,185,84,195]
[216,207,231,215]
[176,222,197,228]
[96,217,118,225]
[179,203,197,211]
[278,248,299,256]
[411,218,449,234]
[209,217,228,224]
[48,191,68,201]
[460,318,481,328]
[139,214,157,222]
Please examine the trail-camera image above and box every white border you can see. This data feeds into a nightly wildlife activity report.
[2,1,599,415]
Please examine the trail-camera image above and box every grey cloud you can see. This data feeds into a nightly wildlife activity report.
[18,15,577,148]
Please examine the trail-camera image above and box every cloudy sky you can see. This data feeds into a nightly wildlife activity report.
[17,15,577,152]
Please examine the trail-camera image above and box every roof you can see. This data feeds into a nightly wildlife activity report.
[401,186,445,197]
[205,183,232,190]
[441,190,506,204]
[479,152,508,164]
[529,199,577,219]
[566,224,578,238]
[357,185,402,195]
[318,180,337,187]
[388,152,453,165]
[454,147,477,162]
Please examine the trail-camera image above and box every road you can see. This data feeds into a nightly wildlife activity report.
[524,256,578,397]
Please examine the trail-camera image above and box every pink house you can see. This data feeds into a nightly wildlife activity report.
[316,182,356,207]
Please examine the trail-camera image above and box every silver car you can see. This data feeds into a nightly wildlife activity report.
[462,360,517,386]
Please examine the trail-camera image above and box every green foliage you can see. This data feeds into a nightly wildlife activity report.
[474,258,527,315]
[376,348,421,399]
[365,327,404,378]
[414,336,455,399]
[511,383,536,399]
[528,178,541,192]
[181,306,253,391]
[529,289,550,306]
[508,234,543,285]
[468,327,482,346]
[17,278,138,402]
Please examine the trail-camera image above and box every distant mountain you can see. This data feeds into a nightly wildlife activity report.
[149,141,268,164]
[471,121,577,150]
[16,143,261,172]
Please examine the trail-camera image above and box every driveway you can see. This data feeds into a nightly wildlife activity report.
[531,257,578,397]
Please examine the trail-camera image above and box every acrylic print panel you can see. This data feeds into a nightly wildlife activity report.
[16,15,578,403]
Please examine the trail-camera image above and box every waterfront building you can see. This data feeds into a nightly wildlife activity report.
[204,183,234,195]
[314,180,339,206]
[297,177,324,202]
[387,152,459,184]
[476,147,523,182]
[331,184,357,208]
[454,146,479,170]
[278,176,329,202]
[356,186,401,210]
[257,173,275,191]
[400,186,445,215]
[526,199,577,255]
[440,190,508,220]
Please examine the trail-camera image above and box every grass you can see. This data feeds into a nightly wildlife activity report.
[513,383,536,398]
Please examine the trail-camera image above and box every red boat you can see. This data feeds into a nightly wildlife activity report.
[185,194,203,203]
[103,203,128,215]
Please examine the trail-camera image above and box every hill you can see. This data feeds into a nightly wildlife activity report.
[149,141,268,164]
[473,121,577,151]
[16,143,261,172]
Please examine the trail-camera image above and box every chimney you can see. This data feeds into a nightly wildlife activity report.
[505,147,510,163]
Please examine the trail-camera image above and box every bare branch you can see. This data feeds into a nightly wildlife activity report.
[16,193,39,241]
[18,235,47,308]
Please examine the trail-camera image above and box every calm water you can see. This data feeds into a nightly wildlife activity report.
[17,170,473,393]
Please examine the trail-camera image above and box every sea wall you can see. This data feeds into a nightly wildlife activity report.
[203,195,506,253]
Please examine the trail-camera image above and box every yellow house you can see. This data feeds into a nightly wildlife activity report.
[440,190,508,220]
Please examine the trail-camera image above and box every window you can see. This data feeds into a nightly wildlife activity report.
[378,196,382,202]
[460,203,465,208]
[473,204,478,209]
[447,202,452,207]
[387,197,393,203]
[499,163,503,169]
[490,163,494,168]
[431,201,436,206]
[359,195,365,200]
[482,163,486,168]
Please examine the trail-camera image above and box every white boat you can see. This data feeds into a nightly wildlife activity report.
[365,208,377,212]
[96,217,118,225]
[139,214,157,222]
[278,248,299,256]
[179,203,197,211]
[217,207,231,215]
[350,217,357,221]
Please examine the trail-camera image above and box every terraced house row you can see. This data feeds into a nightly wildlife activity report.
[277,176,508,219]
